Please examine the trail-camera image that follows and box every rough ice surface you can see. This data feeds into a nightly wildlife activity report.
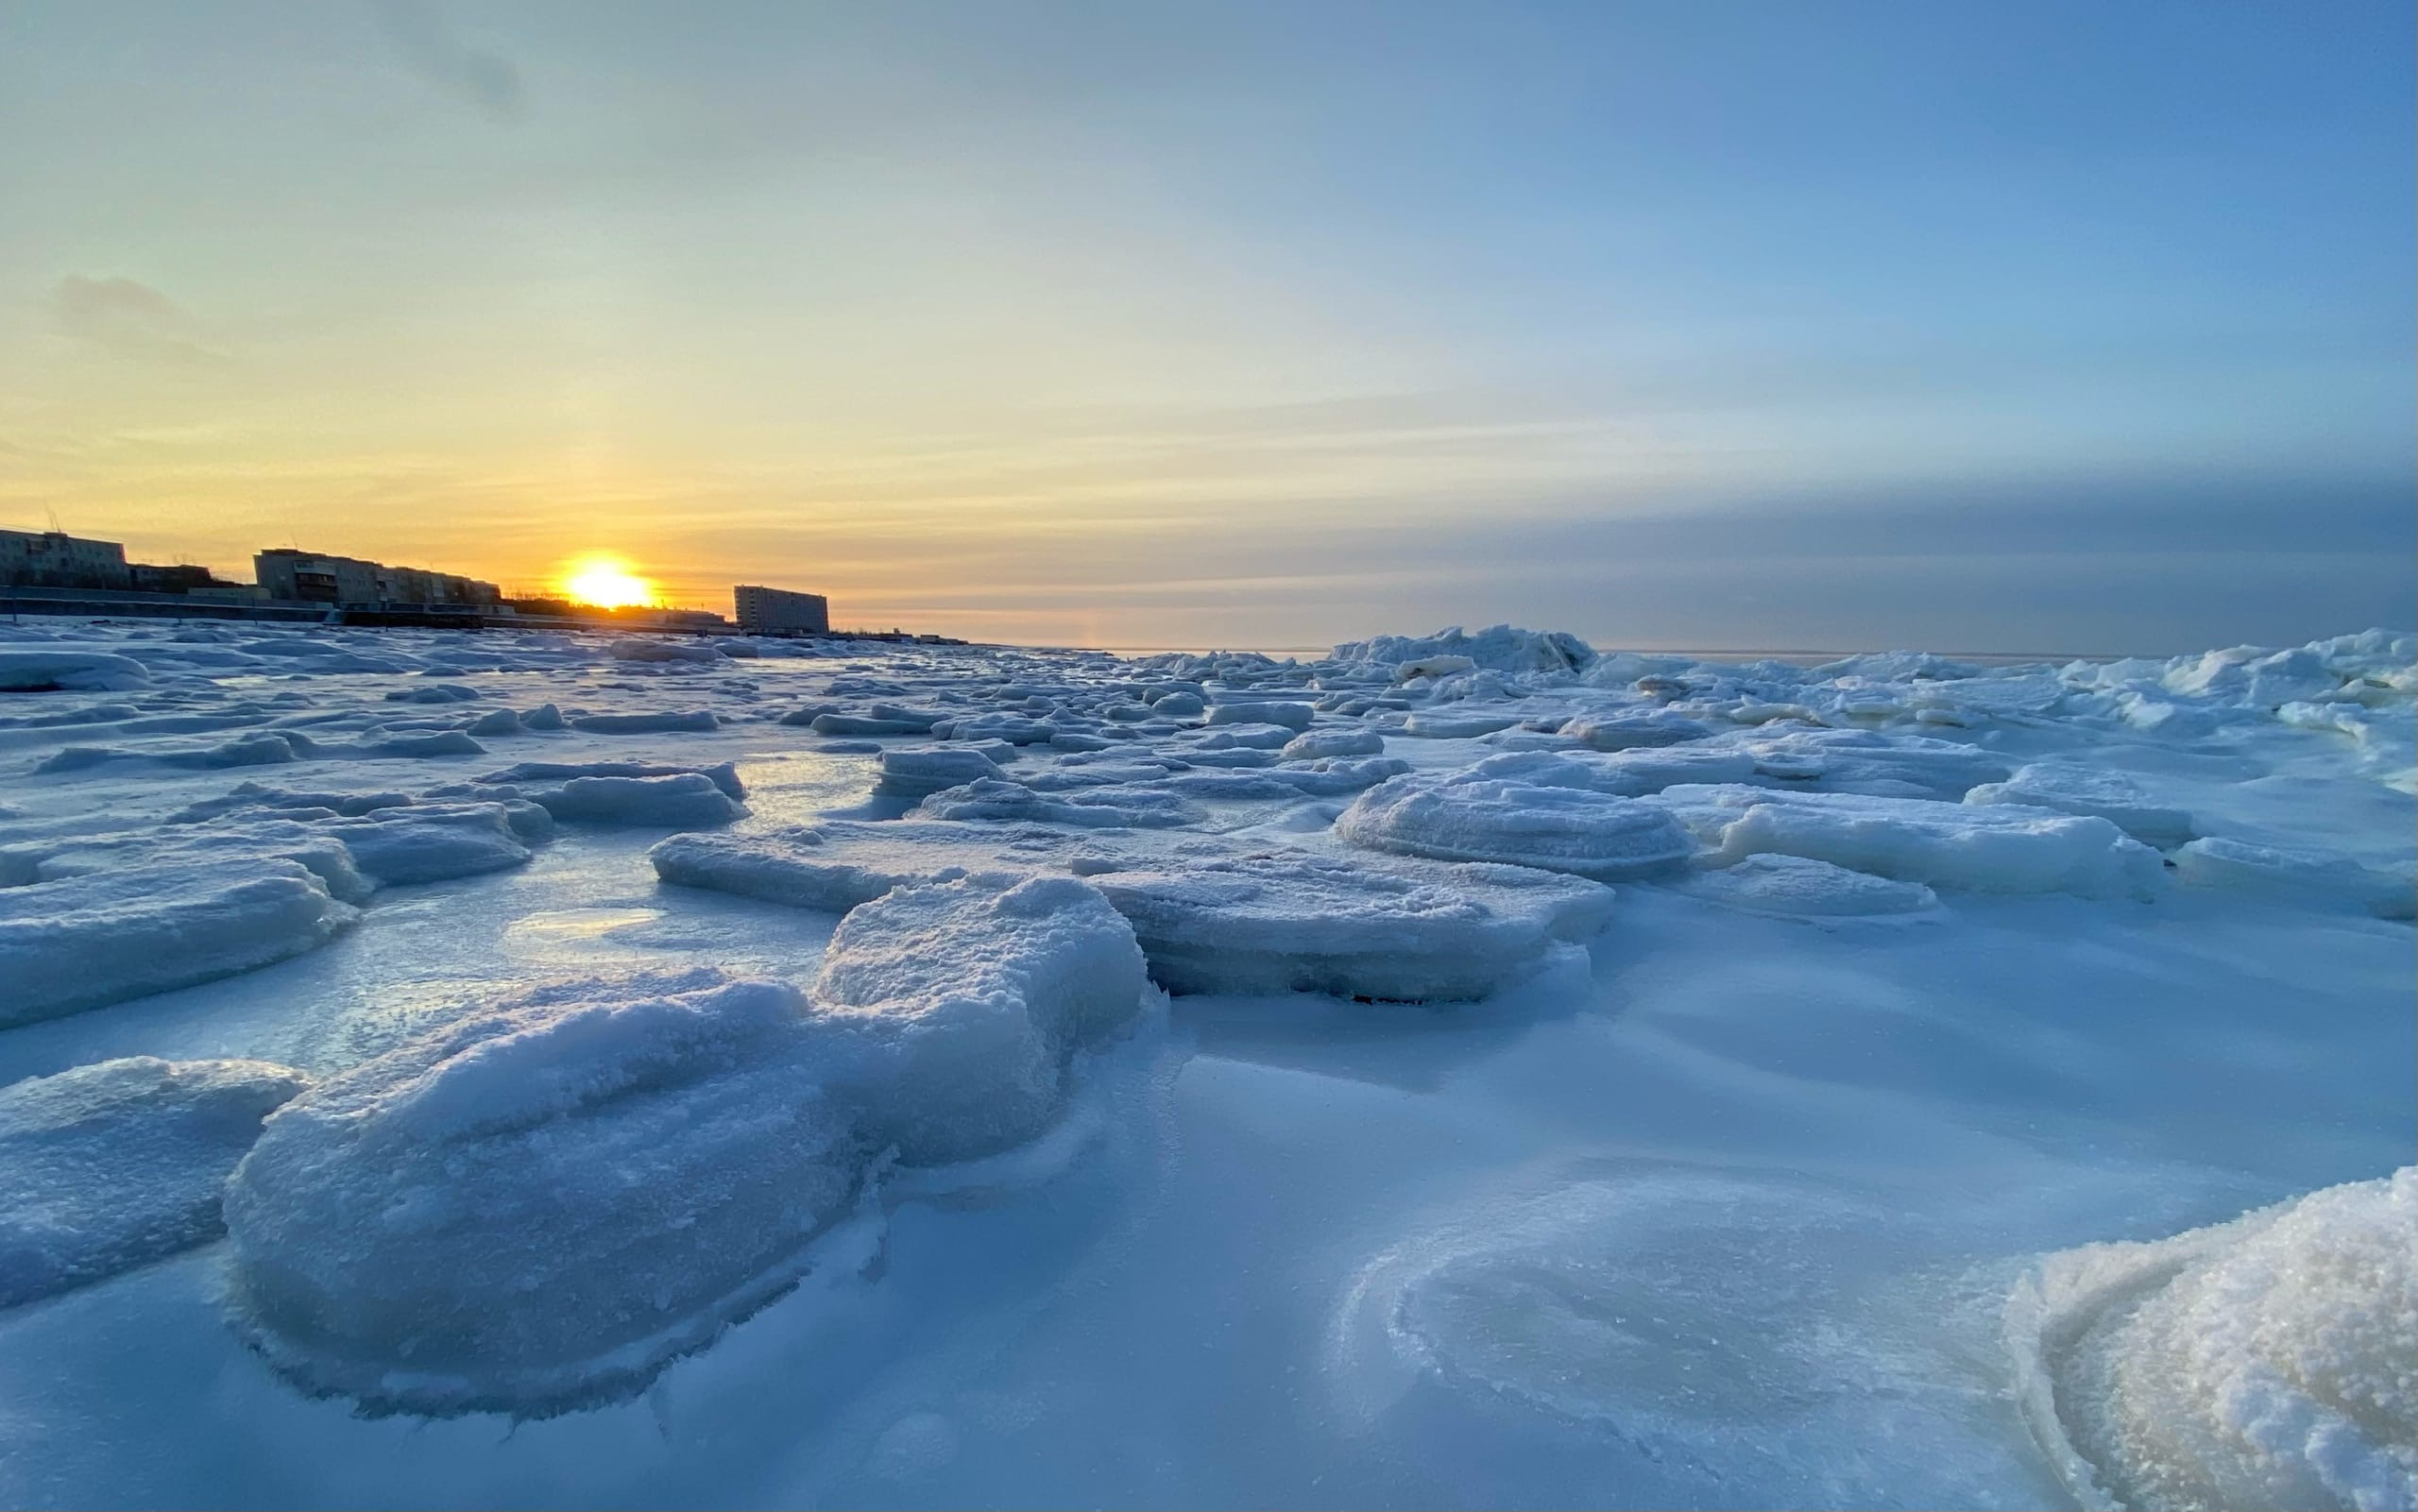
[1,1057,310,1309]
[1336,754,1697,880]
[223,969,860,1416]
[2008,1168,2416,1512]
[0,618,2409,1505]
[0,861,357,1026]
[808,873,1149,1164]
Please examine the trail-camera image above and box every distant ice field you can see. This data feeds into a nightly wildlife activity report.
[0,617,2409,1509]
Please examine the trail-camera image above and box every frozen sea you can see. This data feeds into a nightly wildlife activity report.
[0,619,2409,1510]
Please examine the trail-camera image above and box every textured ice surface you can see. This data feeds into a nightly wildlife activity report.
[1337,754,1696,880]
[527,773,748,827]
[2173,837,2416,919]
[0,861,357,1025]
[2009,1169,2416,1512]
[224,969,858,1415]
[0,1057,309,1308]
[808,873,1148,1164]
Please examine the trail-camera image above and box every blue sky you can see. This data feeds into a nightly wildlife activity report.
[1,0,2409,650]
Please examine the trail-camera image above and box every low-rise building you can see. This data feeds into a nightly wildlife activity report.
[1,528,131,589]
[733,584,830,635]
[254,549,498,607]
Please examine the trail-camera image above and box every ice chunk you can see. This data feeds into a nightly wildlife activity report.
[1336,756,1695,881]
[651,821,1077,913]
[1205,701,1315,732]
[2171,837,2415,919]
[0,1057,310,1309]
[808,874,1147,1164]
[325,803,535,885]
[811,713,932,737]
[1071,847,1614,1000]
[1563,709,1714,751]
[569,709,719,734]
[1656,785,2164,899]
[2008,1168,2415,1512]
[1398,709,1523,739]
[1331,625,1594,676]
[1744,727,2011,799]
[605,637,725,663]
[0,650,150,691]
[1281,728,1387,760]
[916,776,1203,829]
[476,759,745,800]
[530,773,749,828]
[874,746,1004,799]
[0,860,358,1026]
[1675,854,1940,918]
[223,969,857,1416]
[1966,761,2196,846]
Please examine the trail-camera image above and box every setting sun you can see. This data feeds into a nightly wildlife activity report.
[558,554,657,609]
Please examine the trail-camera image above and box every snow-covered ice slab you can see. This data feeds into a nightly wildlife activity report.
[0,1057,310,1309]
[916,776,1203,828]
[1336,754,1695,881]
[1672,853,1941,918]
[1656,785,2165,898]
[656,824,1613,1001]
[1069,847,1615,1000]
[2007,1168,2415,1512]
[223,969,858,1417]
[527,773,749,827]
[807,873,1149,1164]
[2171,836,2416,919]
[0,861,358,1026]
[1964,761,2196,846]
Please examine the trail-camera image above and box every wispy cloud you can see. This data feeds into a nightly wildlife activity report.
[370,0,523,120]
[46,276,229,364]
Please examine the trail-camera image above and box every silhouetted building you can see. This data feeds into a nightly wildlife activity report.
[1,528,131,589]
[129,562,229,593]
[733,584,829,634]
[255,549,498,607]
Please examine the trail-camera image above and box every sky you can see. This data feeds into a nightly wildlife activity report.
[1,1,2410,654]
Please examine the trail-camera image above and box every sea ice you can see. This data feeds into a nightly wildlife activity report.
[1655,785,2165,898]
[0,860,358,1026]
[1965,761,2196,846]
[223,969,858,1415]
[0,1057,310,1309]
[806,873,1149,1164]
[1674,853,1941,918]
[1336,755,1696,880]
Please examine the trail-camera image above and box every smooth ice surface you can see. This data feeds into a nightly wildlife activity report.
[1,1057,309,1309]
[2009,1169,2416,1512]
[0,619,2409,1507]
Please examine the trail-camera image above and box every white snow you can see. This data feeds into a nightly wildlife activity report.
[1965,760,2197,846]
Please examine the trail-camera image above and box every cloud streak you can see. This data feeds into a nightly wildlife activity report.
[46,276,228,365]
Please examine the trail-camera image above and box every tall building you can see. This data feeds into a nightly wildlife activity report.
[0,528,131,589]
[733,584,830,634]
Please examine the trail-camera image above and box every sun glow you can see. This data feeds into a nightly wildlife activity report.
[558,554,658,609]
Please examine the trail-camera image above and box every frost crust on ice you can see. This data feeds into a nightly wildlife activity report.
[2008,1168,2417,1512]
[0,1057,310,1308]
